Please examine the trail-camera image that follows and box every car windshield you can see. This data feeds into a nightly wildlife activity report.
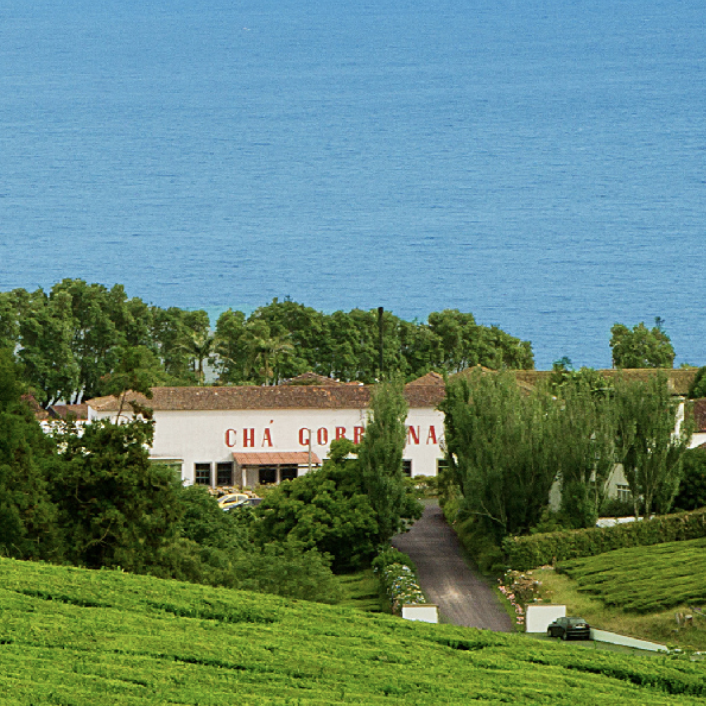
[567,618,586,625]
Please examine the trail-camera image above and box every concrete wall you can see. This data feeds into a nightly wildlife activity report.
[526,605,566,633]
[402,604,438,624]
[590,629,668,652]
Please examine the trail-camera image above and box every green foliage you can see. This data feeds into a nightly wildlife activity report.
[672,447,706,512]
[558,537,706,613]
[614,373,692,517]
[0,349,63,561]
[358,380,423,544]
[504,506,706,570]
[3,283,534,395]
[610,319,675,369]
[440,371,557,540]
[548,379,617,528]
[253,440,380,571]
[335,569,386,612]
[373,547,426,614]
[688,366,706,399]
[3,558,706,704]
[50,418,184,571]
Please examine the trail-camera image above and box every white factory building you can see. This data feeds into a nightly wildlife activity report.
[88,372,447,488]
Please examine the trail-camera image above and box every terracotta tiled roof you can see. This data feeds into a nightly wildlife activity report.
[233,452,321,466]
[49,403,89,421]
[512,369,697,396]
[406,371,445,386]
[22,394,50,420]
[87,379,447,413]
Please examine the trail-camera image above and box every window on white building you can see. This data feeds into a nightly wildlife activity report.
[216,462,233,486]
[195,463,211,486]
[259,466,277,485]
[280,465,298,482]
[616,484,632,503]
[402,460,412,477]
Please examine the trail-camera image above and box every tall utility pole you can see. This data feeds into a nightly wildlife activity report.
[378,306,384,379]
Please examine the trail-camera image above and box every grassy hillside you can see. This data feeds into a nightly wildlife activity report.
[1,559,706,705]
[559,537,706,614]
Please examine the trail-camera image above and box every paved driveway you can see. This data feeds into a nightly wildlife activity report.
[392,501,514,631]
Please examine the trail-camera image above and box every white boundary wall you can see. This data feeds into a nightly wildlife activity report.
[402,604,438,623]
[591,629,668,652]
[526,605,566,633]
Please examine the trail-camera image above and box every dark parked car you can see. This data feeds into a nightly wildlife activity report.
[547,616,591,641]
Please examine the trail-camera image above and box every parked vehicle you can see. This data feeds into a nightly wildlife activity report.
[222,496,262,511]
[547,617,591,641]
[217,493,249,510]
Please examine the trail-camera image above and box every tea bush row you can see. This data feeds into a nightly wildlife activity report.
[504,507,706,570]
[558,537,706,613]
[3,557,706,704]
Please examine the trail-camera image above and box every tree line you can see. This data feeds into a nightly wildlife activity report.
[440,368,700,570]
[0,279,534,406]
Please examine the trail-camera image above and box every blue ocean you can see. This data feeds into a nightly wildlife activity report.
[1,0,704,369]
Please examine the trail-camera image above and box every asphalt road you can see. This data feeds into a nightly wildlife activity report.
[392,501,514,631]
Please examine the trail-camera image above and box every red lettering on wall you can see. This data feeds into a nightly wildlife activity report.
[354,426,365,444]
[299,428,311,446]
[243,428,255,448]
[426,426,438,445]
[335,426,347,440]
[406,426,420,445]
[262,428,273,447]
[225,429,237,448]
[317,427,328,445]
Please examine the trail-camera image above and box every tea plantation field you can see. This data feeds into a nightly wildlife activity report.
[559,537,706,613]
[1,558,706,704]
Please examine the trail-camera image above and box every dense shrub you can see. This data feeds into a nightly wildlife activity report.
[503,507,706,570]
[373,547,425,614]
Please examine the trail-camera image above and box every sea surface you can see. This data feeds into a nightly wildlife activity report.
[1,0,705,370]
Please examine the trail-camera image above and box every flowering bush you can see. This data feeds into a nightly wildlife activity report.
[498,569,543,629]
[373,548,426,615]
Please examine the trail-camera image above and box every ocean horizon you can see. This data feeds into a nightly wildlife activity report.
[1,0,705,369]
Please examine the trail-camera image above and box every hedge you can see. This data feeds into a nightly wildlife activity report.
[503,507,706,571]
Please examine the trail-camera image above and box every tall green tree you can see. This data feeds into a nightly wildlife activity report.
[214,308,248,383]
[614,373,691,518]
[357,380,422,543]
[0,348,63,560]
[610,319,675,369]
[548,379,617,528]
[18,288,80,406]
[440,371,556,540]
[51,418,183,571]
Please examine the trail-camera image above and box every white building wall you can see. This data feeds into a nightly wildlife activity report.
[96,406,446,485]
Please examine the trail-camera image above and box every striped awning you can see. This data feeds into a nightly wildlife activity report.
[232,452,321,466]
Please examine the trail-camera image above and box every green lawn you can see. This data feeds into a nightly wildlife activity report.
[2,558,706,704]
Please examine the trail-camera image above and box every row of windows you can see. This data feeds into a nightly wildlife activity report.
[193,458,447,487]
[194,462,300,486]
